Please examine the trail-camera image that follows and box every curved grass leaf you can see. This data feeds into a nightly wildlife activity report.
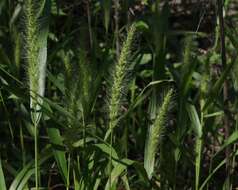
[199,159,226,190]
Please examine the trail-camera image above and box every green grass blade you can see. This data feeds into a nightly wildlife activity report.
[186,103,203,190]
[0,158,7,190]
[199,159,226,190]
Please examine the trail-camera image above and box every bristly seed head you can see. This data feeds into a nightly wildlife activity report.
[25,0,46,124]
[108,23,137,131]
[144,89,173,179]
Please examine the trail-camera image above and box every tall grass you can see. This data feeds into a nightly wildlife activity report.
[107,23,136,188]
[1,1,238,189]
[25,0,49,188]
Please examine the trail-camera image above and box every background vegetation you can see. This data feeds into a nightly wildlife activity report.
[1,0,238,189]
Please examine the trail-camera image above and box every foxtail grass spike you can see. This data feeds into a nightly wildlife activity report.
[107,23,136,189]
[108,23,136,132]
[25,0,49,189]
[25,0,40,122]
[25,0,47,124]
[144,89,173,179]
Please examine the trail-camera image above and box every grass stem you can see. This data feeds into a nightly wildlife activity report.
[34,119,38,190]
[217,0,231,185]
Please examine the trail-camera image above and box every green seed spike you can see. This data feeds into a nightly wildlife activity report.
[108,23,136,131]
[25,0,49,189]
[144,89,173,179]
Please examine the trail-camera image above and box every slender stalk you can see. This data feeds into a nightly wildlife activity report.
[195,136,202,190]
[114,0,120,58]
[196,77,207,190]
[25,0,40,188]
[173,160,177,190]
[25,0,49,188]
[20,124,26,167]
[66,154,71,190]
[34,119,38,190]
[82,110,87,186]
[109,127,113,189]
[217,0,230,183]
[231,116,238,189]
[83,111,86,157]
[86,0,93,49]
